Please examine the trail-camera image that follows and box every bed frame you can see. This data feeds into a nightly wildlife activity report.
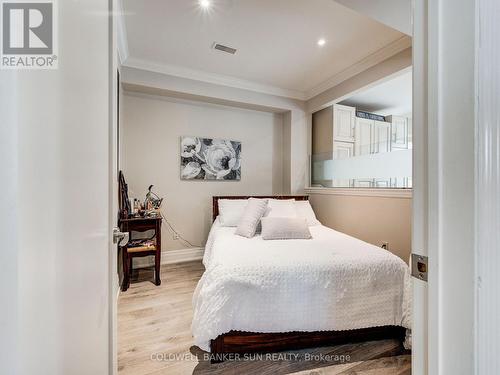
[209,195,407,362]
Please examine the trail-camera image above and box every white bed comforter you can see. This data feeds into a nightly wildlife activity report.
[192,219,412,351]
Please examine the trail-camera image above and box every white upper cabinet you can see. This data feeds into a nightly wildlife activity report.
[387,115,409,149]
[355,118,392,155]
[373,120,391,153]
[355,117,373,155]
[333,104,356,142]
[333,141,354,160]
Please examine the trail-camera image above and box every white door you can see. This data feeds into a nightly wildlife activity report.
[354,117,373,155]
[333,104,355,142]
[109,12,120,374]
[0,1,114,374]
[373,120,391,153]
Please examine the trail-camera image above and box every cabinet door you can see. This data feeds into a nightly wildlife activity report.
[355,117,373,155]
[407,117,412,149]
[373,120,391,153]
[333,105,355,142]
[333,141,354,159]
[391,116,408,149]
[332,142,354,187]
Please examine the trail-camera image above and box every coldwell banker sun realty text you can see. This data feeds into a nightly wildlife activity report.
[1,0,57,69]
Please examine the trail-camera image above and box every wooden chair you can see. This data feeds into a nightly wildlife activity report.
[118,171,162,292]
[119,215,162,292]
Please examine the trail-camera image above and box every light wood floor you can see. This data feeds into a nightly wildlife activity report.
[118,261,411,375]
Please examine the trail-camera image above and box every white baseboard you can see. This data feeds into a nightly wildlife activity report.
[132,247,204,268]
[162,247,204,264]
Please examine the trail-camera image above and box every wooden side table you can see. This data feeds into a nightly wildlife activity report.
[119,215,162,291]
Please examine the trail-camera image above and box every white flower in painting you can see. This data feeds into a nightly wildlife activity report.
[181,162,201,179]
[181,137,201,158]
[202,140,240,179]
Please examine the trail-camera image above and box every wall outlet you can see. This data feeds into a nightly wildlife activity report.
[381,241,389,250]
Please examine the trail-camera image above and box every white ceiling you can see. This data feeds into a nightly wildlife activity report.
[339,70,412,115]
[121,0,406,99]
[334,0,412,36]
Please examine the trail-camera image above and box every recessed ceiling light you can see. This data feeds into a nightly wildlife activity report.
[317,38,326,47]
[199,0,211,8]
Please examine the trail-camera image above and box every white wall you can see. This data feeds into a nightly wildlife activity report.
[305,48,413,267]
[120,66,309,194]
[0,1,111,374]
[122,93,284,251]
[309,192,412,262]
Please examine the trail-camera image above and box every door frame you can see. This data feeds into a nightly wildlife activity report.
[413,0,477,374]
[411,0,430,372]
[106,1,483,373]
[474,0,500,373]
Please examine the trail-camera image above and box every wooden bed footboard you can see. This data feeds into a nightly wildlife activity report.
[209,326,406,363]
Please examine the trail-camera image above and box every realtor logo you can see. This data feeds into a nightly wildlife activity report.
[1,0,58,69]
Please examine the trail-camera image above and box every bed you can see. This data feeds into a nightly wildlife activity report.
[192,196,411,360]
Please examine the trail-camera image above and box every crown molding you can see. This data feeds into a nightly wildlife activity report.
[122,58,307,100]
[117,0,129,65]
[304,36,412,100]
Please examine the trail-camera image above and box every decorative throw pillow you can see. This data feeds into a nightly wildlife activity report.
[265,199,297,218]
[235,198,269,238]
[294,200,321,226]
[261,217,312,240]
[218,199,248,226]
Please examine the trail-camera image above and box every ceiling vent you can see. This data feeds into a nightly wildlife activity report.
[212,42,237,55]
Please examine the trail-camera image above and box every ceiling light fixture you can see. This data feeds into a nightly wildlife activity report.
[199,0,211,9]
[317,38,326,47]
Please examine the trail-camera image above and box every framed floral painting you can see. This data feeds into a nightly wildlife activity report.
[180,136,241,180]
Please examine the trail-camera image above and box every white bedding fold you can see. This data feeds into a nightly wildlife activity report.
[193,219,412,351]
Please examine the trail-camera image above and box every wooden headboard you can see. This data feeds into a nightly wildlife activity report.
[212,195,309,222]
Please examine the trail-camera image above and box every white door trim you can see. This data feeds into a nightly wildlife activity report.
[412,1,430,373]
[109,1,119,374]
[414,1,477,374]
[475,0,500,373]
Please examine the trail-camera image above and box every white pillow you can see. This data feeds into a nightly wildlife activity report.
[295,200,321,226]
[265,199,297,218]
[235,198,269,238]
[261,217,312,240]
[218,199,248,226]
